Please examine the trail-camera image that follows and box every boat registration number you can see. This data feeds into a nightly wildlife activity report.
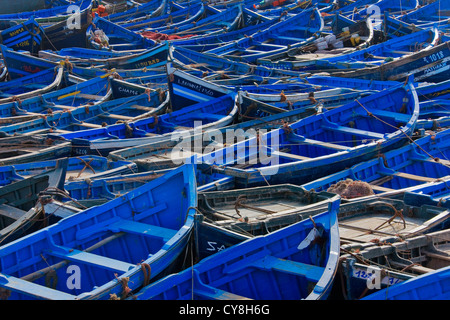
[352,266,403,286]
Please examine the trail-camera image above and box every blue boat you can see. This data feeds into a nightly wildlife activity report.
[0,164,197,300]
[131,199,340,300]
[168,7,274,50]
[105,0,171,23]
[61,169,170,205]
[171,45,304,78]
[41,1,94,50]
[0,159,67,245]
[87,15,156,50]
[257,27,439,72]
[0,17,45,54]
[106,94,334,167]
[196,77,419,189]
[194,184,341,260]
[42,41,170,70]
[50,92,238,154]
[203,7,324,63]
[397,0,450,27]
[0,71,111,119]
[258,15,376,65]
[0,66,67,104]
[348,0,419,23]
[0,135,72,166]
[0,155,138,183]
[362,265,450,300]
[331,38,450,82]
[338,199,450,300]
[0,88,169,136]
[0,0,91,23]
[301,128,450,198]
[119,2,205,31]
[148,3,243,37]
[1,43,167,80]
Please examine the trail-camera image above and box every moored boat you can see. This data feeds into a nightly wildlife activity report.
[131,197,340,300]
[0,164,197,300]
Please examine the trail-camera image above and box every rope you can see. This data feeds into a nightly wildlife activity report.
[140,263,152,287]
[355,99,450,167]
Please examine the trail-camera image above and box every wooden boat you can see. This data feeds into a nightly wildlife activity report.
[40,42,170,73]
[196,77,419,189]
[1,41,168,81]
[203,7,324,63]
[0,71,111,120]
[337,193,450,246]
[258,15,376,65]
[400,178,450,206]
[331,38,450,82]
[397,0,450,27]
[0,66,67,104]
[131,199,340,300]
[0,135,72,166]
[105,0,170,23]
[0,17,45,54]
[302,74,450,102]
[0,89,169,136]
[119,2,205,32]
[348,0,419,22]
[87,15,156,51]
[324,0,379,19]
[339,227,450,299]
[258,27,439,72]
[0,0,56,14]
[90,41,169,70]
[301,128,450,199]
[142,3,243,37]
[108,73,169,92]
[61,169,168,206]
[0,0,91,24]
[41,63,237,156]
[50,92,238,155]
[237,82,369,104]
[107,95,323,168]
[362,265,450,300]
[167,7,275,50]
[0,155,138,183]
[41,1,94,51]
[194,184,340,260]
[0,159,67,245]
[41,47,133,61]
[170,46,304,82]
[0,164,197,300]
[413,100,450,130]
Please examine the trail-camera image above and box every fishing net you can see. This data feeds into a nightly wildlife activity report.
[327,179,374,199]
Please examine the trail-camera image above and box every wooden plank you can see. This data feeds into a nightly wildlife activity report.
[258,256,325,282]
[394,172,436,182]
[369,109,410,123]
[0,273,75,300]
[389,261,435,274]
[194,287,252,300]
[129,104,155,112]
[0,203,25,221]
[370,184,396,192]
[302,138,349,151]
[76,122,103,129]
[271,150,311,160]
[98,114,134,121]
[45,248,135,273]
[108,220,177,242]
[322,124,384,139]
[76,94,105,100]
